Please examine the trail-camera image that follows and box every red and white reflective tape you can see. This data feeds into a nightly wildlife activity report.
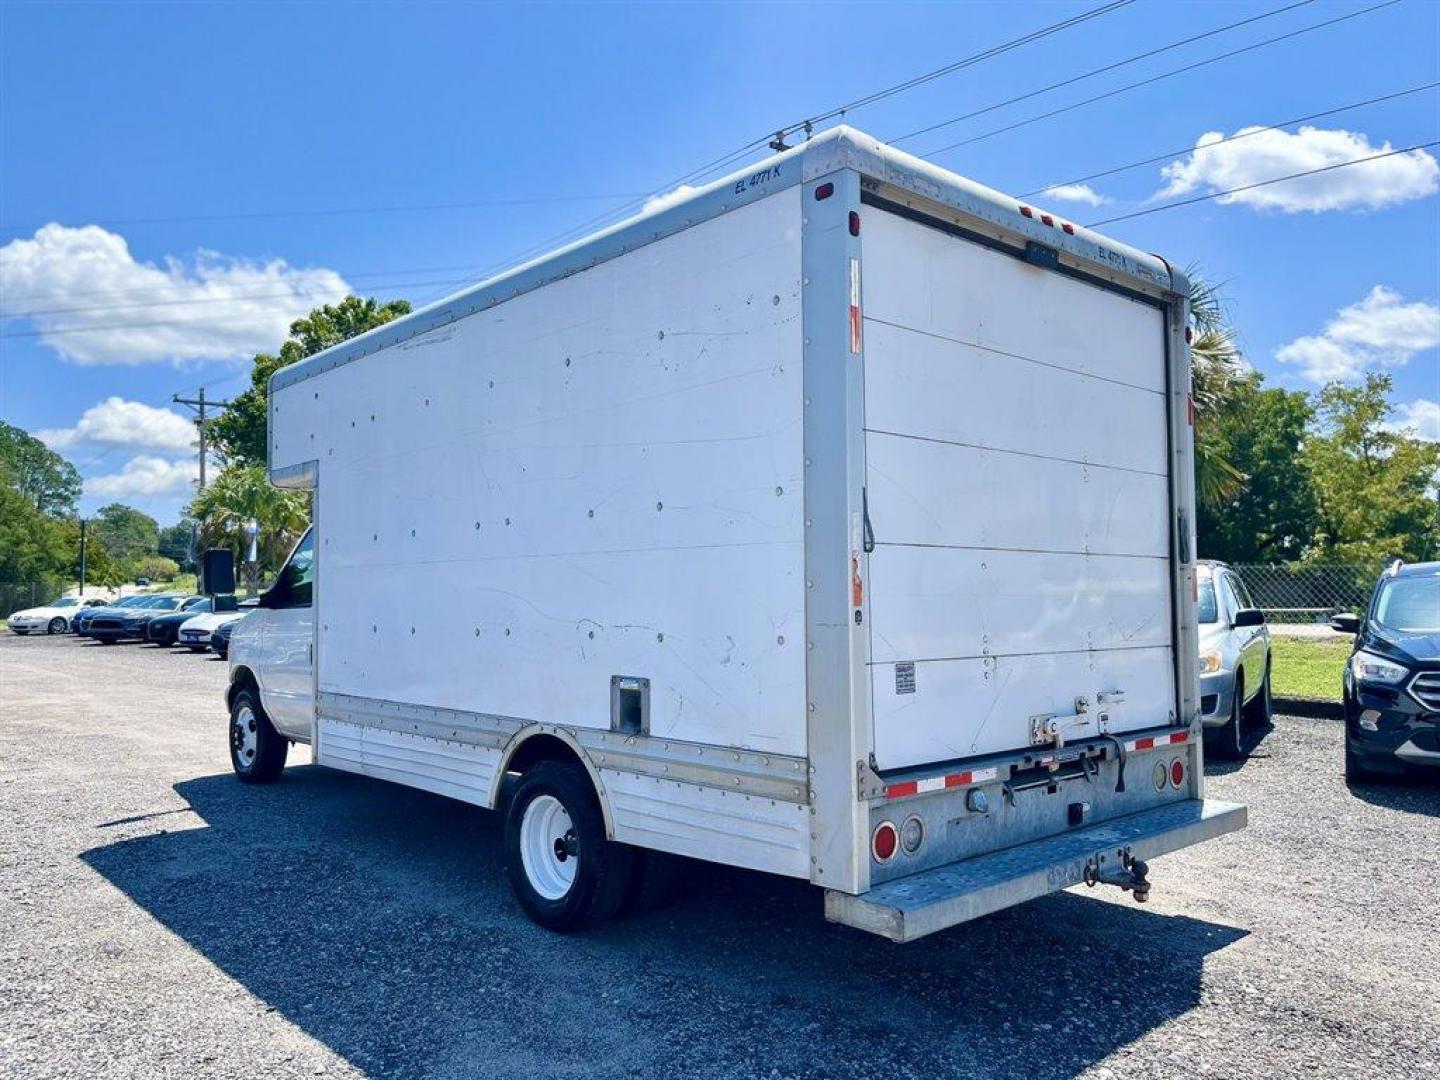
[1124,731,1189,754]
[885,766,998,800]
[848,258,862,354]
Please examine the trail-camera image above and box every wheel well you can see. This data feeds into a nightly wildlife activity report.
[227,666,258,709]
[491,730,613,837]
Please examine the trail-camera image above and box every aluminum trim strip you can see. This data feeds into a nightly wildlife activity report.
[316,691,810,803]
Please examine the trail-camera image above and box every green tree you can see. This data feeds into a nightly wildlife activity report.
[91,503,159,564]
[209,295,412,466]
[1186,277,1246,510]
[1196,372,1319,563]
[158,520,196,569]
[1302,373,1440,564]
[188,465,310,580]
[0,421,82,516]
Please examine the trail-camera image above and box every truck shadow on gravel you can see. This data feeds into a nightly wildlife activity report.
[83,765,1247,1080]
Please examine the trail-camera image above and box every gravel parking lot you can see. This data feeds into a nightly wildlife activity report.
[1,633,1436,1080]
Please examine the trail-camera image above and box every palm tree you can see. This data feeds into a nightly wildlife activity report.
[1187,274,1246,509]
[189,465,309,592]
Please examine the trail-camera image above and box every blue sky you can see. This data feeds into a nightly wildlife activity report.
[2,0,1437,526]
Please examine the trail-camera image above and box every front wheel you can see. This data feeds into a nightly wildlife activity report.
[1209,672,1245,761]
[47,617,66,635]
[504,761,633,932]
[229,686,287,783]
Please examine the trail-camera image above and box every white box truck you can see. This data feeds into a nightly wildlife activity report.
[226,126,1245,941]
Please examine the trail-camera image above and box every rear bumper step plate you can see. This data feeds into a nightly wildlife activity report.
[825,798,1246,942]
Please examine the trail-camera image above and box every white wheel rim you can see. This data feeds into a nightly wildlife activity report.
[231,705,258,769]
[519,794,578,900]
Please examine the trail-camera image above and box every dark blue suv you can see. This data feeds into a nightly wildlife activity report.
[1331,561,1440,783]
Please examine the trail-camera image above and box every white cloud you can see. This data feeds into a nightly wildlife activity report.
[1159,125,1439,213]
[1386,399,1440,442]
[85,455,199,499]
[0,224,350,365]
[1277,286,1440,383]
[38,397,195,453]
[1042,183,1110,207]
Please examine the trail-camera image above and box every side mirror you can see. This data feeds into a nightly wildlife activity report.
[1329,612,1361,634]
[1233,607,1266,628]
[201,548,236,596]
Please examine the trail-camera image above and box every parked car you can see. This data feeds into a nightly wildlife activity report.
[6,595,106,635]
[1197,560,1273,759]
[147,595,237,647]
[86,595,206,643]
[135,577,151,587]
[210,612,246,659]
[73,595,156,636]
[1332,560,1440,783]
[177,605,250,652]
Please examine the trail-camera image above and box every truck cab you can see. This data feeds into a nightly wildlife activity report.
[228,528,315,758]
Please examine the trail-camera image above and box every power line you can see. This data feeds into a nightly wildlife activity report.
[892,0,1316,144]
[776,0,1138,142]
[5,274,482,319]
[921,0,1403,158]
[1021,81,1440,198]
[0,260,497,307]
[433,0,1143,290]
[0,192,644,236]
[1086,139,1440,226]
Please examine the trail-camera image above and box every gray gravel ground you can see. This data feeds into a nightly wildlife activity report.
[1,633,1437,1080]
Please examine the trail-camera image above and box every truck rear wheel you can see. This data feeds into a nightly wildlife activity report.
[229,686,287,783]
[504,760,633,932]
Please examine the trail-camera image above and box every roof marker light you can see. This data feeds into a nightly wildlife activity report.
[1040,213,1054,227]
[1019,205,1034,218]
[815,182,834,201]
[1062,222,1075,235]
[849,211,860,236]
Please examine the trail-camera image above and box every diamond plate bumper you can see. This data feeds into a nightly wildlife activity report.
[825,798,1246,942]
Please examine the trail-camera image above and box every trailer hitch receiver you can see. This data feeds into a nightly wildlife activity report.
[1083,849,1151,903]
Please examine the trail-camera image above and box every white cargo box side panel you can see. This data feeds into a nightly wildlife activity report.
[271,190,808,756]
[861,208,1176,769]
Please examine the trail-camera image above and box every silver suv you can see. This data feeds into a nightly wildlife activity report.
[1197,560,1272,759]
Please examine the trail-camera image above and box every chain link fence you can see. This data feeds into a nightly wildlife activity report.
[1230,563,1377,625]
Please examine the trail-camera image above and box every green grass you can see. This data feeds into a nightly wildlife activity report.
[1270,635,1350,702]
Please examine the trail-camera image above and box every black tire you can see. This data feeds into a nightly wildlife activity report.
[504,760,633,932]
[1209,672,1245,761]
[1344,742,1381,785]
[1245,657,1273,727]
[47,617,66,635]
[229,685,287,783]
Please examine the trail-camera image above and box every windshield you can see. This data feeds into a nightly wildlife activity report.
[50,597,79,608]
[1197,578,1219,624]
[1373,576,1440,633]
[115,596,150,608]
[148,597,181,610]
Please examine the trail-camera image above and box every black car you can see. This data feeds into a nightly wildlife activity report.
[86,595,206,643]
[1332,560,1440,783]
[211,615,239,659]
[74,595,161,637]
[146,595,238,646]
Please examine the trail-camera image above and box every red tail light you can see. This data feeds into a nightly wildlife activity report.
[815,182,834,201]
[1170,759,1185,788]
[871,821,898,862]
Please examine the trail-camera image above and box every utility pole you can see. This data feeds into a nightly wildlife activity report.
[172,387,231,492]
[78,519,87,596]
[173,388,231,572]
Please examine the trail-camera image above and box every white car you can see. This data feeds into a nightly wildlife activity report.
[177,609,248,651]
[6,596,105,635]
